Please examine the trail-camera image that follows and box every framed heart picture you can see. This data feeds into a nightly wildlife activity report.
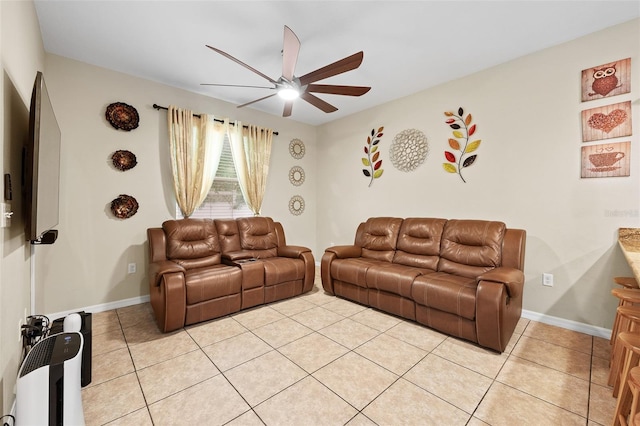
[581,101,632,142]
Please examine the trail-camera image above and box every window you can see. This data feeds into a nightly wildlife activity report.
[176,135,253,219]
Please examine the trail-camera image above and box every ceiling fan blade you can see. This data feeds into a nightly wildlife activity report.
[298,51,364,86]
[283,100,294,117]
[237,93,277,108]
[206,45,278,84]
[307,84,371,96]
[282,26,300,81]
[200,83,274,89]
[301,92,338,113]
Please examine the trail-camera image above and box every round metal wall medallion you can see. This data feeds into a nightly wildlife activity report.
[289,166,305,186]
[289,139,305,159]
[288,195,305,215]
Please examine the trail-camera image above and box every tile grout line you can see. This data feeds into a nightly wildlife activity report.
[86,290,608,425]
[116,308,157,426]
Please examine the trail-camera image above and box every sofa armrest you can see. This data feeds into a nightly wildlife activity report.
[278,245,311,258]
[222,251,257,263]
[325,245,362,258]
[149,260,186,287]
[149,271,187,333]
[477,267,524,299]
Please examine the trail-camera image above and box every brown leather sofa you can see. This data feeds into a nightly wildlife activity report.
[147,217,315,332]
[321,217,526,352]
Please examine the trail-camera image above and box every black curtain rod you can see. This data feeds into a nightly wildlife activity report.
[152,104,278,136]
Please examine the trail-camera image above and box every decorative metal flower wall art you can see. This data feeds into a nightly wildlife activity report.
[389,129,429,172]
[361,126,384,187]
[442,107,481,183]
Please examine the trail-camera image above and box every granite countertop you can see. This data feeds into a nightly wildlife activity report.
[618,228,640,280]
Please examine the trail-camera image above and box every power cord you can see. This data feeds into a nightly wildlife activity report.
[20,315,50,361]
[1,414,15,426]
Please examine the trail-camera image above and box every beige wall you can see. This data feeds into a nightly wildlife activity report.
[1,2,638,413]
[0,0,45,414]
[38,54,317,315]
[316,18,640,330]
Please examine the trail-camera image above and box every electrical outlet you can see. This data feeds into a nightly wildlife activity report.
[127,263,137,274]
[542,273,554,287]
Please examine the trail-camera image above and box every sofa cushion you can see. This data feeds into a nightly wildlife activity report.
[330,258,385,288]
[214,219,242,253]
[237,217,278,258]
[184,264,242,304]
[163,219,221,269]
[394,218,447,270]
[366,263,430,298]
[411,272,477,320]
[357,217,403,262]
[262,257,306,286]
[438,220,506,278]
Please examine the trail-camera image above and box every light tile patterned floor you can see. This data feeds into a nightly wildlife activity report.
[82,275,617,425]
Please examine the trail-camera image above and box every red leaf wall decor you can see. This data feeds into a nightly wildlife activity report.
[441,107,482,183]
[361,126,385,187]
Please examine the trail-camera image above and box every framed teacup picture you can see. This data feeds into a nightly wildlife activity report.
[581,141,630,178]
[581,101,632,142]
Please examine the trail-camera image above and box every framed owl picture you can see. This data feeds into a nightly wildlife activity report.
[581,58,631,102]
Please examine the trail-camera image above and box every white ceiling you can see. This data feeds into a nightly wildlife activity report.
[34,1,639,126]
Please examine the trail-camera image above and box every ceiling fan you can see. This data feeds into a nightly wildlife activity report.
[202,26,371,117]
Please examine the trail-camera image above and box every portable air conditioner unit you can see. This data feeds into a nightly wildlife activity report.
[16,331,85,426]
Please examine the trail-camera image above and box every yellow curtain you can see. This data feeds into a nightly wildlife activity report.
[168,106,227,217]
[228,121,273,215]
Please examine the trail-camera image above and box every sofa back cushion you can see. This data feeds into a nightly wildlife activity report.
[163,219,221,269]
[438,220,506,278]
[356,217,403,262]
[394,218,447,270]
[214,219,243,254]
[237,217,278,258]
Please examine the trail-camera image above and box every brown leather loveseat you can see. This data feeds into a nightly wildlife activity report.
[321,217,526,352]
[147,217,315,332]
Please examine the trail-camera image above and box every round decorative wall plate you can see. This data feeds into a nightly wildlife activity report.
[288,166,305,186]
[289,138,305,159]
[105,102,139,131]
[110,194,139,219]
[288,195,305,216]
[111,150,137,171]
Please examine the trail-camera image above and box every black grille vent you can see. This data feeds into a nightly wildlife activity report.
[20,337,55,377]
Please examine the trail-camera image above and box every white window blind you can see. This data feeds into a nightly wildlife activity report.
[176,135,253,219]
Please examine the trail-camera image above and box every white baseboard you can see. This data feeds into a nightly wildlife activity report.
[45,295,611,340]
[46,295,151,321]
[521,309,612,339]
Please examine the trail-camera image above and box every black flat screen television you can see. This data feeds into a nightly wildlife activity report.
[23,71,61,244]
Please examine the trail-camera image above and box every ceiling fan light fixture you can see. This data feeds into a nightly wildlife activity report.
[277,87,300,100]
